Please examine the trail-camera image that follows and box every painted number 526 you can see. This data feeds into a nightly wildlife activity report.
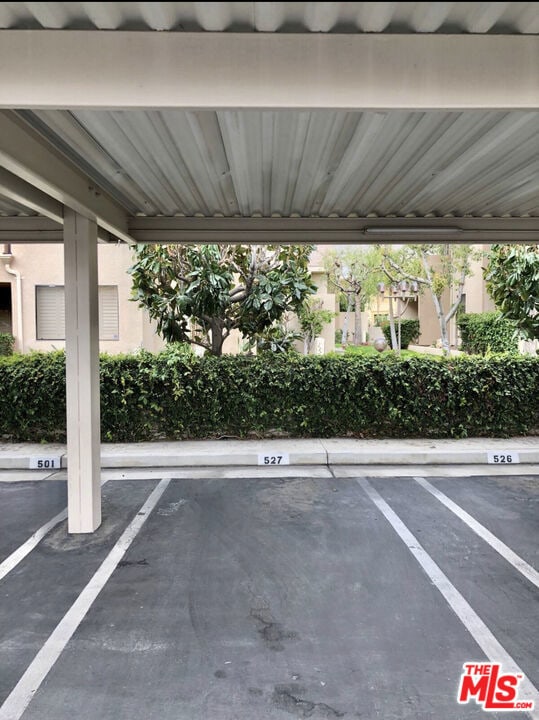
[487,451,519,465]
[492,454,513,463]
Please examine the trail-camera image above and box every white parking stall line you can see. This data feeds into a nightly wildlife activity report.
[0,478,171,720]
[414,477,539,590]
[0,508,68,583]
[0,478,111,584]
[358,478,539,720]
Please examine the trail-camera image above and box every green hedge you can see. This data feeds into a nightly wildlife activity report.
[1,351,538,442]
[0,333,14,356]
[381,318,420,349]
[0,352,67,441]
[457,312,518,355]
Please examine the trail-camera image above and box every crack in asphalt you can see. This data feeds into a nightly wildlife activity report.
[250,607,298,651]
[272,684,345,718]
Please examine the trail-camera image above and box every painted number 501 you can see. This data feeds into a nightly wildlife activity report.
[29,456,61,470]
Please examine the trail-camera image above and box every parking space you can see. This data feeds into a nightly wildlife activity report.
[0,481,66,561]
[0,473,537,720]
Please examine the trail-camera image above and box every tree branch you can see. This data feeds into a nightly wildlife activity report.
[190,337,211,351]
[384,255,429,286]
[445,263,468,324]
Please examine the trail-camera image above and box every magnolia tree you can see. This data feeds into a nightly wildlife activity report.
[324,247,384,345]
[129,244,315,356]
[484,244,539,341]
[381,244,476,356]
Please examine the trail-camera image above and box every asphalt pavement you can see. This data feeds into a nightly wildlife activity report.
[0,472,538,720]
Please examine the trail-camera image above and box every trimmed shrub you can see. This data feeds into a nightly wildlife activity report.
[0,333,14,356]
[0,351,66,441]
[457,312,518,355]
[381,318,420,349]
[0,351,538,442]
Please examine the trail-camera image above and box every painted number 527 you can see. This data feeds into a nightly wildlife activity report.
[264,456,283,465]
[258,452,290,466]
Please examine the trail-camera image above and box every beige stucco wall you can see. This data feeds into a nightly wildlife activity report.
[0,243,164,354]
[418,245,496,348]
[336,311,369,343]
[418,290,448,346]
[353,294,418,344]
[287,268,335,354]
[462,246,496,314]
[310,269,335,353]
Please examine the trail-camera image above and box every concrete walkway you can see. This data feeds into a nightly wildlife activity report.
[1,437,539,471]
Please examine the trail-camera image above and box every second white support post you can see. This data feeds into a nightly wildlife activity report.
[64,209,101,533]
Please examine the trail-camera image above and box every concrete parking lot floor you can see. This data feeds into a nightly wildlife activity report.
[0,473,538,720]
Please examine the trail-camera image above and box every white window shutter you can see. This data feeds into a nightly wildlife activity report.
[36,285,119,341]
[98,286,119,341]
[36,286,66,340]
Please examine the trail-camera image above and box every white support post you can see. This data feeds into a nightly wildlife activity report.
[63,209,101,533]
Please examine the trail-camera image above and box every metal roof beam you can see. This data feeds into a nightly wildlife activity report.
[0,216,63,243]
[128,216,539,245]
[1,215,536,245]
[0,167,64,224]
[0,111,133,244]
[0,31,537,111]
[0,213,113,244]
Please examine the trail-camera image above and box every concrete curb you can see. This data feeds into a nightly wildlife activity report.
[1,438,539,471]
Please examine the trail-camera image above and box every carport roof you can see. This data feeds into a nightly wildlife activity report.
[0,2,538,535]
[8,108,539,220]
[0,2,538,245]
[1,2,538,34]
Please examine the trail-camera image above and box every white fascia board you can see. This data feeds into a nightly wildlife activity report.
[0,32,537,111]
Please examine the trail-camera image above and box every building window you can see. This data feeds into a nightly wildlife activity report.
[36,285,119,341]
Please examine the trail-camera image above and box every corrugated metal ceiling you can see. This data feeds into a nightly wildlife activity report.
[0,4,537,222]
[10,108,538,219]
[0,2,538,34]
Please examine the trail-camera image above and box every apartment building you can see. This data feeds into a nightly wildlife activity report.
[0,242,164,354]
[0,242,509,356]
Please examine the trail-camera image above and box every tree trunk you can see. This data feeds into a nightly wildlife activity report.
[388,297,398,350]
[210,321,225,356]
[354,294,363,345]
[303,336,310,355]
[439,317,450,356]
[432,294,451,357]
[342,294,353,346]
